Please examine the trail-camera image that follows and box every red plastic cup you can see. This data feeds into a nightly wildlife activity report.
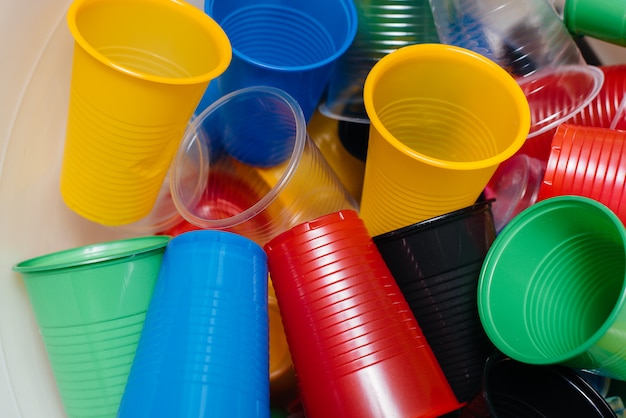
[264,210,462,418]
[539,124,626,224]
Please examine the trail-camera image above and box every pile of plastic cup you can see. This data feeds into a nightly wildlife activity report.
[15,0,626,417]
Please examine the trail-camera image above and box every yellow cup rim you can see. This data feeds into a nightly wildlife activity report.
[67,0,232,86]
[363,43,531,171]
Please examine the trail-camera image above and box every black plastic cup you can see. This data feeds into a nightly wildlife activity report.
[373,200,497,403]
[460,352,615,417]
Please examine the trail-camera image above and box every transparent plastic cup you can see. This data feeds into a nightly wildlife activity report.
[12,236,169,418]
[169,86,358,246]
[61,0,231,226]
[118,230,270,418]
[538,124,626,225]
[429,0,604,139]
[478,195,626,380]
[360,43,530,236]
[203,0,357,122]
[264,210,463,418]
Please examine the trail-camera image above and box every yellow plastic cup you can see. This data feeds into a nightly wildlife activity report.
[61,0,231,226]
[361,43,530,236]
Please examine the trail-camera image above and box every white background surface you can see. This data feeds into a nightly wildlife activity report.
[0,1,625,417]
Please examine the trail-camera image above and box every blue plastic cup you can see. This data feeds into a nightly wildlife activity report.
[117,230,270,418]
[202,0,358,122]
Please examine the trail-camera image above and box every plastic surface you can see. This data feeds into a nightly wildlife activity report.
[538,124,626,225]
[320,0,439,123]
[429,0,604,138]
[13,236,169,417]
[170,86,357,246]
[360,43,530,236]
[478,195,626,380]
[61,0,231,226]
[118,230,270,418]
[264,210,463,418]
[460,353,615,417]
[373,201,497,403]
[203,0,357,122]
[564,0,626,47]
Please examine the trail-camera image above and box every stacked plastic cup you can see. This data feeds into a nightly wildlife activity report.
[373,201,497,403]
[169,86,357,246]
[203,0,357,122]
[460,352,615,417]
[478,195,626,380]
[264,210,463,418]
[12,236,170,418]
[538,124,626,225]
[428,0,604,139]
[61,0,231,226]
[360,42,530,236]
[320,0,440,123]
[118,230,270,417]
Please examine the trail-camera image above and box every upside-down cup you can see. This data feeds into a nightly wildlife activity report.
[169,86,357,247]
[373,201,497,403]
[264,210,463,418]
[118,230,270,417]
[12,236,170,418]
[478,195,626,380]
[203,0,357,122]
[538,124,626,224]
[61,0,231,226]
[360,43,530,236]
[428,0,604,140]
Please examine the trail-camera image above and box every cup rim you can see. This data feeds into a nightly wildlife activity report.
[66,0,232,85]
[12,236,171,274]
[363,43,531,170]
[170,86,308,230]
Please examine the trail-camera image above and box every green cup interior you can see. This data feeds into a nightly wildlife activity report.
[478,196,626,365]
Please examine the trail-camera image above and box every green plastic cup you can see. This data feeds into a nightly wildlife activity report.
[12,235,170,418]
[564,0,626,47]
[478,195,626,380]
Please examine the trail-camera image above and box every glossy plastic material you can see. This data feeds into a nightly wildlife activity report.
[264,210,462,418]
[460,353,616,417]
[203,0,357,122]
[373,201,497,403]
[360,43,530,236]
[483,154,544,233]
[320,0,439,123]
[564,0,626,47]
[61,0,231,226]
[12,236,169,418]
[478,195,626,380]
[170,86,357,246]
[429,0,604,138]
[118,230,270,418]
[538,124,626,225]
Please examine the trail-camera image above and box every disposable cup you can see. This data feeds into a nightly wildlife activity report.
[360,43,530,236]
[170,86,357,246]
[429,0,604,138]
[373,200,496,402]
[61,0,231,226]
[203,0,357,122]
[538,124,626,225]
[319,0,440,123]
[563,0,626,47]
[12,236,169,418]
[265,210,463,418]
[478,195,626,380]
[118,230,270,418]
[483,154,545,233]
[460,353,615,417]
